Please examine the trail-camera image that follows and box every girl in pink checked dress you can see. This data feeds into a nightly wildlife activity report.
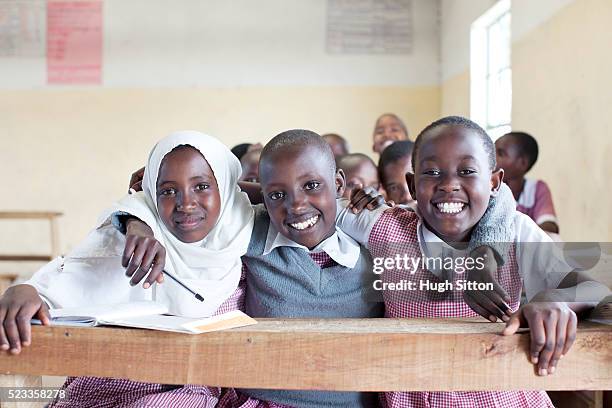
[337,116,610,408]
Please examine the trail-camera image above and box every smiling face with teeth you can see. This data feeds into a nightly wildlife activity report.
[408,124,503,243]
[260,139,345,250]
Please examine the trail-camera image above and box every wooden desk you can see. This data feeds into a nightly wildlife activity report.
[0,318,610,393]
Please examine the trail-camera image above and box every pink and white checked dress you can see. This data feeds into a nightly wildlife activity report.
[369,207,553,408]
[49,272,247,408]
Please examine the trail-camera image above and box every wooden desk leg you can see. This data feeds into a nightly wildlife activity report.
[0,374,44,408]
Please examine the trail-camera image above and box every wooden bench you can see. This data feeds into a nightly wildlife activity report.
[0,211,62,294]
[0,318,609,407]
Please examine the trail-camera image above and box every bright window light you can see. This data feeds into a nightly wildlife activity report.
[471,0,511,140]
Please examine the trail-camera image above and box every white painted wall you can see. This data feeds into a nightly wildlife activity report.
[0,0,441,89]
[440,0,496,81]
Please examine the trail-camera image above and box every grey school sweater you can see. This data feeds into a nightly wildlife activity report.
[239,205,383,408]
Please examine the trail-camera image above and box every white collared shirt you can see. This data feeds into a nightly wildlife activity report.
[263,221,361,269]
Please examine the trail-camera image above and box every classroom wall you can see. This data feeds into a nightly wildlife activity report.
[439,0,496,117]
[439,0,612,242]
[512,0,612,241]
[0,0,441,275]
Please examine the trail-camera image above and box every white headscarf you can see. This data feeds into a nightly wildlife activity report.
[109,130,254,317]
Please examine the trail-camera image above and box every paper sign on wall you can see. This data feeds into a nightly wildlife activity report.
[47,1,102,84]
[327,0,413,55]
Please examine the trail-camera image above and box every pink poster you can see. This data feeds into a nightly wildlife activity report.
[47,1,102,84]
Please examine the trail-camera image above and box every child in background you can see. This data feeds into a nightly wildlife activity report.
[0,131,254,407]
[372,113,409,154]
[338,116,609,407]
[378,140,415,207]
[337,153,380,200]
[322,132,350,158]
[231,142,253,160]
[239,146,262,183]
[495,131,559,234]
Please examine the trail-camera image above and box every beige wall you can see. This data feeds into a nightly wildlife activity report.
[0,86,440,275]
[439,0,611,241]
[440,70,470,118]
[512,0,612,241]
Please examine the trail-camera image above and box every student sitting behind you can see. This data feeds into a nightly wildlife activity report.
[322,132,349,159]
[372,113,409,154]
[338,116,610,407]
[239,145,262,183]
[495,131,559,234]
[378,140,415,207]
[337,153,380,200]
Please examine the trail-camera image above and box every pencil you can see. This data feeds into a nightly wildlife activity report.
[162,269,205,302]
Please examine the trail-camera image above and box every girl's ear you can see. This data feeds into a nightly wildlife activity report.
[405,172,416,199]
[335,168,346,198]
[490,168,504,196]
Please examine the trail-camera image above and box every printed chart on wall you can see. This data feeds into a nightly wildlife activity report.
[47,0,102,84]
[326,0,413,55]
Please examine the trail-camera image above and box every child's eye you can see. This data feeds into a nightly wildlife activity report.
[304,181,321,190]
[268,191,285,201]
[195,183,210,191]
[459,169,477,176]
[423,169,440,176]
[159,188,176,196]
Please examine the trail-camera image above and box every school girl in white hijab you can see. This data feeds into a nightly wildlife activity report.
[26,131,254,318]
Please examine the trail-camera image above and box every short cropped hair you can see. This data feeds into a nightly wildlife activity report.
[505,131,539,171]
[412,116,496,171]
[378,140,415,184]
[261,129,336,175]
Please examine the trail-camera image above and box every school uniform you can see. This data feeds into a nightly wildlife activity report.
[36,131,254,407]
[516,179,558,228]
[337,201,572,408]
[217,204,384,408]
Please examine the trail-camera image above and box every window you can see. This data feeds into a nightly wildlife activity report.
[471,0,511,139]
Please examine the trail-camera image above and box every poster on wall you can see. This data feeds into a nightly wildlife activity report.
[0,0,46,57]
[47,1,102,84]
[327,0,413,55]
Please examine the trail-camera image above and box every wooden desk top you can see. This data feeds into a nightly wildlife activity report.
[0,318,610,391]
[0,212,62,220]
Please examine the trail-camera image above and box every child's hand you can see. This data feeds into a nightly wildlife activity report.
[463,246,512,322]
[122,218,166,289]
[128,166,145,192]
[503,300,577,376]
[0,284,50,354]
[348,185,387,213]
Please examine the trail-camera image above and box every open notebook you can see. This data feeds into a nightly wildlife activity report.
[32,301,257,334]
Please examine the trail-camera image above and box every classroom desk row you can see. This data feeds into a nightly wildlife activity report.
[0,318,610,407]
